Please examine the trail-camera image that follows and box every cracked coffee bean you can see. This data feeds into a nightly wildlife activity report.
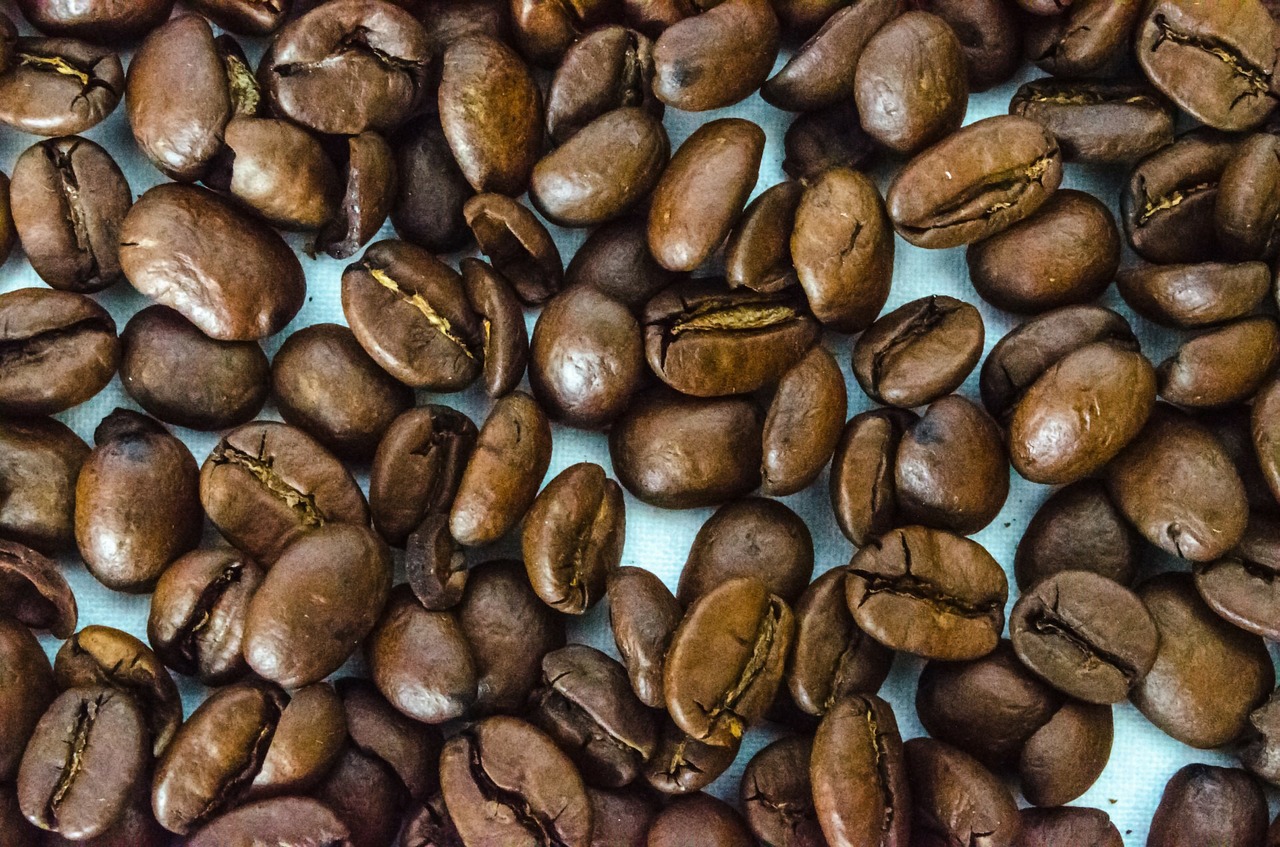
[187,0,292,36]
[740,736,825,847]
[0,37,122,136]
[905,738,1021,847]
[852,295,984,408]
[644,718,740,795]
[1009,80,1175,165]
[545,26,662,143]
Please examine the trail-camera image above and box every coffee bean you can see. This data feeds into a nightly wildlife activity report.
[652,0,779,111]
[41,795,169,847]
[1159,317,1280,408]
[16,0,173,40]
[608,566,681,709]
[246,683,347,799]
[846,525,1007,660]
[828,408,916,546]
[0,416,89,554]
[773,0,843,34]
[1018,698,1113,807]
[1252,376,1280,505]
[1242,688,1280,785]
[0,170,13,266]
[913,0,1020,91]
[1016,806,1124,847]
[1205,406,1278,515]
[0,287,118,417]
[0,617,56,782]
[390,114,475,254]
[318,131,397,260]
[565,216,682,310]
[587,787,656,847]
[1216,132,1280,259]
[1118,261,1271,329]
[1015,480,1140,590]
[510,0,614,67]
[644,719,740,795]
[740,736,825,847]
[405,513,469,610]
[337,677,444,801]
[313,744,407,847]
[9,136,131,293]
[188,0,291,35]
[1148,765,1268,847]
[781,102,880,181]
[464,192,565,306]
[545,26,662,144]
[0,38,122,136]
[120,184,305,341]
[1009,80,1175,165]
[210,117,340,231]
[762,344,847,496]
[462,258,529,398]
[1024,0,1142,77]
[1194,514,1280,639]
[186,798,351,847]
[648,793,754,847]
[399,794,464,847]
[0,539,75,637]
[853,296,984,407]
[725,181,802,295]
[904,738,1021,847]
[678,498,813,606]
[665,577,794,746]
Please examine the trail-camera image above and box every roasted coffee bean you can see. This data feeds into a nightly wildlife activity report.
[966,190,1120,314]
[0,288,118,417]
[1105,406,1247,562]
[313,745,408,847]
[1117,261,1271,329]
[763,0,903,113]
[740,736,824,847]
[438,35,543,195]
[1195,515,1280,639]
[120,184,305,341]
[186,798,352,847]
[1010,570,1158,704]
[0,416,89,554]
[1016,806,1124,847]
[260,0,429,135]
[772,0,841,35]
[828,408,916,546]
[399,795,464,847]
[337,677,444,801]
[905,738,1020,847]
[610,388,764,509]
[188,0,292,35]
[208,117,339,231]
[200,421,369,565]
[1122,129,1237,265]
[15,0,173,41]
[1243,688,1280,785]
[911,0,1019,91]
[450,392,553,547]
[54,625,181,755]
[462,258,529,398]
[1024,0,1141,77]
[1217,133,1280,260]
[370,405,478,548]
[545,26,662,143]
[440,716,592,847]
[1204,405,1277,515]
[318,131,397,259]
[0,12,12,73]
[17,686,148,840]
[40,795,169,847]
[0,540,75,637]
[464,193,564,306]
[665,577,794,747]
[405,513,469,610]
[565,216,682,310]
[458,559,567,713]
[1159,317,1280,408]
[810,695,910,847]
[644,719,740,795]
[1133,573,1274,749]
[587,787,655,847]
[1009,79,1175,165]
[852,296,984,406]
[509,0,615,67]
[725,181,802,295]
[152,681,286,835]
[244,524,391,688]
[119,306,270,431]
[642,281,818,397]
[648,118,765,273]
[1015,480,1140,589]
[531,108,669,227]
[678,498,812,607]
[1148,765,1268,847]
[0,38,122,136]
[648,793,754,847]
[762,344,847,496]
[419,0,510,52]
[342,240,484,390]
[788,568,894,716]
[246,683,347,799]
[855,11,968,154]
[651,0,779,111]
[367,586,477,723]
[530,286,645,428]
[75,410,201,592]
[9,136,131,293]
[608,566,681,709]
[888,115,1062,249]
[0,617,56,782]
[1018,698,1113,807]
[847,525,1007,660]
[390,114,474,253]
[524,463,624,614]
[781,102,880,181]
[126,16,256,181]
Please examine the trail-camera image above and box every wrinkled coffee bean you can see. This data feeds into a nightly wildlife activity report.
[1009,80,1175,165]
[319,130,398,259]
[740,736,825,847]
[644,719,740,795]
[1025,0,1140,77]
[905,738,1021,847]
[608,566,681,709]
[853,296,984,407]
[678,498,813,607]
[0,38,123,136]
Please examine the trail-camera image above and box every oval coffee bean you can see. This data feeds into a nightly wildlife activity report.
[762,344,847,496]
[608,566,681,709]
[1020,699,1114,807]
[1148,765,1269,847]
[678,498,812,607]
[367,586,477,723]
[0,618,56,782]
[645,719,740,795]
[782,102,879,181]
[1117,261,1271,329]
[0,38,123,136]
[0,539,76,637]
[725,181,802,295]
[1009,79,1175,165]
[651,0,779,111]
[1017,806,1123,847]
[649,793,753,847]
[852,295,983,407]
[464,192,564,306]
[390,113,474,254]
[1217,133,1280,260]
[545,26,662,144]
[0,288,117,417]
[244,683,346,797]
[846,525,1007,660]
[904,738,1020,847]
[15,0,173,41]
[212,117,340,231]
[188,0,292,35]
[565,216,682,310]
[0,417,89,554]
[915,0,1019,92]
[1014,480,1139,590]
[828,408,916,547]
[1158,317,1280,408]
[318,130,397,260]
[509,0,615,68]
[1195,516,1280,640]
[1025,0,1140,77]
[462,257,530,398]
[740,736,825,847]
[186,798,352,847]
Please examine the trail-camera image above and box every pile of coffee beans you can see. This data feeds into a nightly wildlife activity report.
[5,0,1280,843]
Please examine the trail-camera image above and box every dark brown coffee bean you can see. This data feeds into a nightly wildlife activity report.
[440,716,592,847]
[0,417,88,555]
[1148,765,1268,847]
[810,695,909,847]
[1253,376,1280,505]
[608,566,681,709]
[1019,699,1113,807]
[390,114,474,254]
[465,192,565,305]
[0,170,13,266]
[313,744,408,847]
[1133,573,1274,749]
[610,388,764,509]
[665,577,794,747]
[911,0,1019,91]
[120,184,305,341]
[152,681,286,835]
[1009,79,1175,165]
[261,0,429,135]
[0,287,118,417]
[546,26,662,144]
[0,38,122,136]
[40,794,169,847]
[1217,132,1280,260]
[643,281,819,397]
[531,286,645,428]
[652,0,779,111]
[587,787,655,847]
[15,0,172,41]
[317,131,397,259]
[740,736,824,847]
[17,687,147,840]
[439,35,543,195]
[1016,806,1123,847]
[1106,406,1248,562]
[648,793,753,847]
[418,0,510,55]
[246,683,347,799]
[1159,317,1280,408]
[119,306,269,431]
[725,181,802,295]
[762,344,847,496]
[678,498,812,607]
[0,618,56,783]
[244,524,391,688]
[524,463,624,615]
[337,677,444,801]
[788,567,894,716]
[644,719,739,795]
[510,0,615,67]
[847,525,1007,660]
[75,410,201,592]
[967,189,1120,314]
[853,296,983,406]
[188,0,291,35]
[1204,405,1277,515]
[1016,481,1139,590]
[565,216,682,310]
[1195,514,1280,639]
[905,738,1020,847]
[186,798,351,847]
[781,102,879,181]
[200,421,369,565]
[207,116,338,231]
[1118,261,1271,329]
[399,794,464,847]
[405,514,469,610]
[1025,0,1140,76]
[367,586,477,723]
[828,408,916,547]
[771,0,841,35]
[0,540,75,637]
[462,258,529,398]
[1243,688,1280,786]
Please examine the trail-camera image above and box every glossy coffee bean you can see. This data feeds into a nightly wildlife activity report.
[762,344,847,496]
[462,258,529,397]
[1018,698,1113,807]
[338,677,444,802]
[0,539,75,637]
[912,0,1019,91]
[1148,765,1268,847]
[781,102,879,182]
[644,719,740,795]
[210,117,340,231]
[1217,133,1280,260]
[15,0,172,41]
[1015,480,1139,589]
[188,0,292,35]
[1196,515,1280,640]
[608,566,681,709]
[186,798,351,847]
[40,795,169,847]
[1158,318,1280,408]
[367,586,477,723]
[464,192,564,305]
[740,736,825,847]
[905,738,1020,847]
[648,793,754,847]
[0,416,89,554]
[847,525,1007,660]
[242,683,347,799]
[1009,80,1175,165]
[313,744,408,847]
[725,181,802,295]
[1117,261,1271,329]
[651,0,779,111]
[390,114,474,253]
[828,408,916,546]
[678,498,812,607]
[319,131,397,260]
[120,306,270,431]
[0,38,123,136]
[1016,806,1123,847]
[1025,0,1140,76]
[75,410,201,592]
[0,287,118,417]
[852,296,983,407]
[545,26,662,143]
[509,0,615,67]
[565,216,682,310]
[1242,688,1280,786]
[404,515,469,613]
[0,618,56,782]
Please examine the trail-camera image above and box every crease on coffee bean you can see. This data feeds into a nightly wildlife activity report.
[45,140,100,283]
[367,268,478,360]
[869,296,958,391]
[904,153,1056,235]
[657,298,803,368]
[539,681,649,761]
[1149,14,1276,105]
[464,732,573,847]
[860,699,898,835]
[617,31,646,107]
[851,535,1001,619]
[1027,592,1139,682]
[221,51,261,116]
[193,699,280,825]
[272,26,426,79]
[1200,554,1280,585]
[695,597,782,742]
[1035,23,1092,61]
[550,491,610,611]
[822,627,871,712]
[209,432,327,528]
[1019,83,1156,107]
[1135,175,1214,227]
[742,773,816,835]
[0,314,113,368]
[176,560,244,667]
[44,692,108,827]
